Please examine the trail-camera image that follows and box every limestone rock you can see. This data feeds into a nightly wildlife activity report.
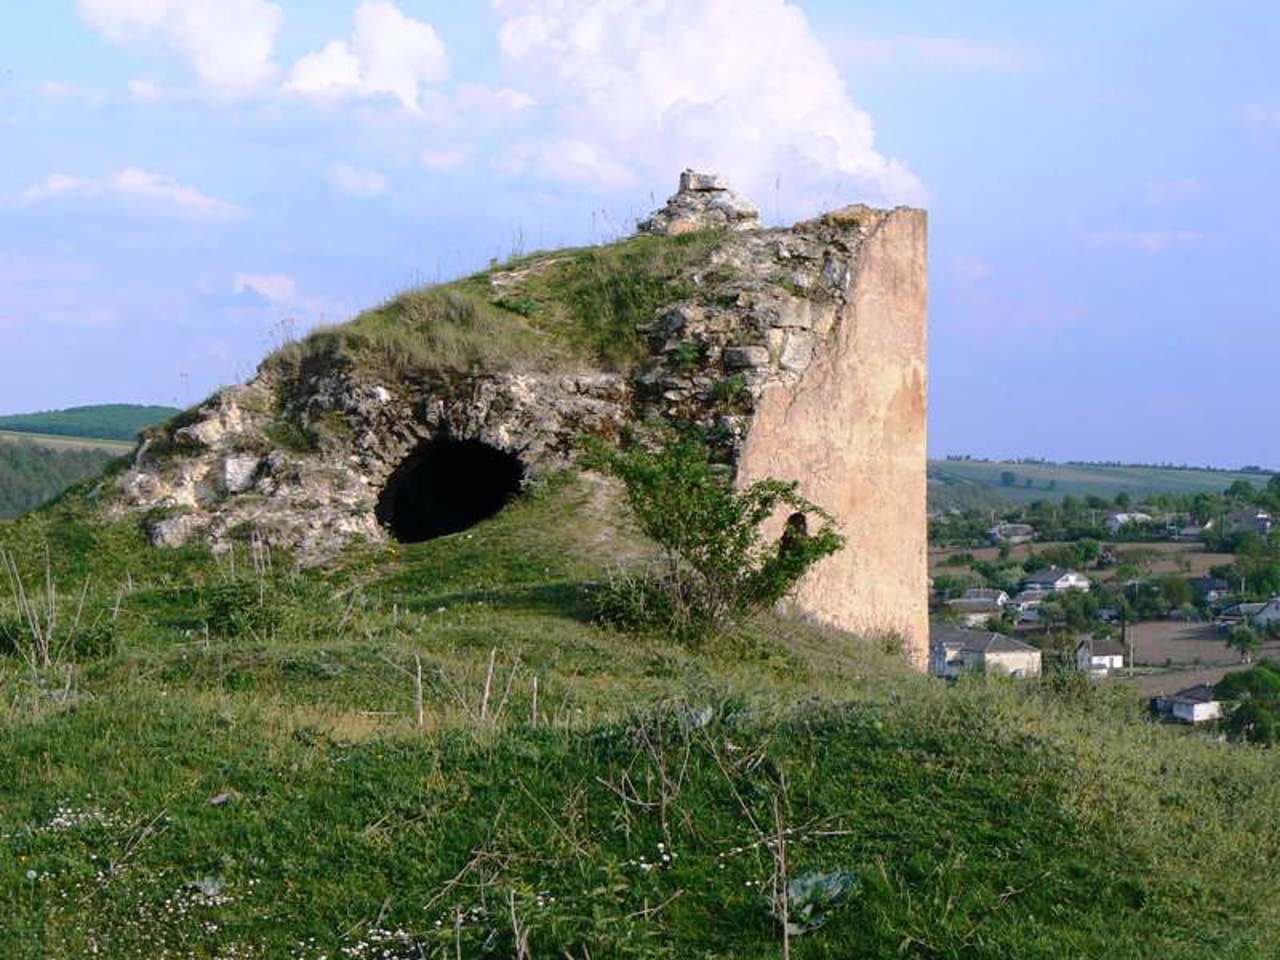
[221,455,261,495]
[149,514,202,548]
[638,169,761,236]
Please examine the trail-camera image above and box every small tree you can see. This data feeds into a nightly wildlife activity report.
[583,430,845,641]
[1227,625,1262,664]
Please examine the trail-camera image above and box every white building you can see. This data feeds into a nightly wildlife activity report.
[1225,509,1273,536]
[1105,512,1154,534]
[930,624,1042,679]
[963,588,1010,606]
[1252,599,1280,628]
[1075,637,1126,675]
[945,597,1004,628]
[1153,684,1222,724]
[989,523,1035,545]
[1022,567,1091,593]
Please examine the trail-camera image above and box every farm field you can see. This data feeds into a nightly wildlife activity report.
[0,403,177,442]
[1121,622,1280,699]
[929,540,1234,582]
[1127,621,1280,670]
[0,429,132,454]
[929,458,1270,509]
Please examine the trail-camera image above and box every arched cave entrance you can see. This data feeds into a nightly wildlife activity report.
[377,438,524,544]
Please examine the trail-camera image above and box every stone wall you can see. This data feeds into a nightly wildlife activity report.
[736,208,928,667]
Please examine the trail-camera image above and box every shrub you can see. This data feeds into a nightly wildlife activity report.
[583,430,844,641]
[206,579,281,640]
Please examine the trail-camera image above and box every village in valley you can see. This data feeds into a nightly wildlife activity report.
[928,475,1280,727]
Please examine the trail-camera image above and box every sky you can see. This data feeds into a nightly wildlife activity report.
[1,1,1277,467]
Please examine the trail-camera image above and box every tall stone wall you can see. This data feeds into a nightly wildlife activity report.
[736,209,928,667]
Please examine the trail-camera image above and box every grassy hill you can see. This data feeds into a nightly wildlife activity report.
[2,471,1279,957]
[0,404,179,443]
[929,458,1273,510]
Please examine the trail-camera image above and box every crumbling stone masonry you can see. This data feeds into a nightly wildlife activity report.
[114,171,928,667]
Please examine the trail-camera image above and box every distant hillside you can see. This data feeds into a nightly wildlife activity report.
[0,403,179,442]
[929,458,1274,510]
[0,439,117,519]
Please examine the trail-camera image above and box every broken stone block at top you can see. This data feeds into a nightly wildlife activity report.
[637,168,762,236]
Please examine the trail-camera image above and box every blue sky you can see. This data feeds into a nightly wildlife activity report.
[1,1,1277,467]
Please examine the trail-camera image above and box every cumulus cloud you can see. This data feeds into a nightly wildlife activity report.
[492,0,924,214]
[233,273,297,306]
[328,164,389,197]
[288,0,448,111]
[19,168,242,221]
[1090,229,1204,254]
[77,0,283,95]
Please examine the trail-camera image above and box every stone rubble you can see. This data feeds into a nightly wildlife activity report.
[638,168,761,236]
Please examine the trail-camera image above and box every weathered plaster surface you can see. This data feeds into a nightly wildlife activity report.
[737,209,928,667]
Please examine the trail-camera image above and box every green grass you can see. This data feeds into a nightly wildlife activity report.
[0,405,179,443]
[929,459,1273,510]
[2,474,1280,956]
[264,231,726,384]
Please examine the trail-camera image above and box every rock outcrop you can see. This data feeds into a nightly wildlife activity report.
[113,172,928,665]
[638,169,761,236]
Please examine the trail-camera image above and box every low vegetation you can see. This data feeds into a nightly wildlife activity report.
[265,230,725,383]
[3,459,1280,957]
[584,430,844,641]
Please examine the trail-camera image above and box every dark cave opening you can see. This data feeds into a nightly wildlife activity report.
[377,438,524,544]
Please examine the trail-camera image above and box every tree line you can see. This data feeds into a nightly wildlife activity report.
[0,442,116,520]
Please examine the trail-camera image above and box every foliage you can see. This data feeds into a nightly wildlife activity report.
[1227,625,1263,662]
[583,431,844,640]
[0,404,178,442]
[0,441,116,520]
[773,870,859,936]
[1218,662,1280,745]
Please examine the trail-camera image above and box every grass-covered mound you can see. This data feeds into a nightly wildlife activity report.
[2,475,1280,958]
[264,231,724,384]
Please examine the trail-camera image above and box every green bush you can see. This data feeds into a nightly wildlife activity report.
[205,579,281,640]
[583,430,844,641]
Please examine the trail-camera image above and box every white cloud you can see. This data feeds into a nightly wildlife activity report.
[952,256,992,282]
[1243,105,1280,130]
[288,0,448,112]
[834,35,1030,72]
[420,147,471,172]
[19,168,242,221]
[1090,229,1204,254]
[328,164,389,197]
[1142,178,1202,204]
[77,0,283,95]
[491,0,924,214]
[454,83,537,115]
[233,273,297,306]
[35,81,107,106]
